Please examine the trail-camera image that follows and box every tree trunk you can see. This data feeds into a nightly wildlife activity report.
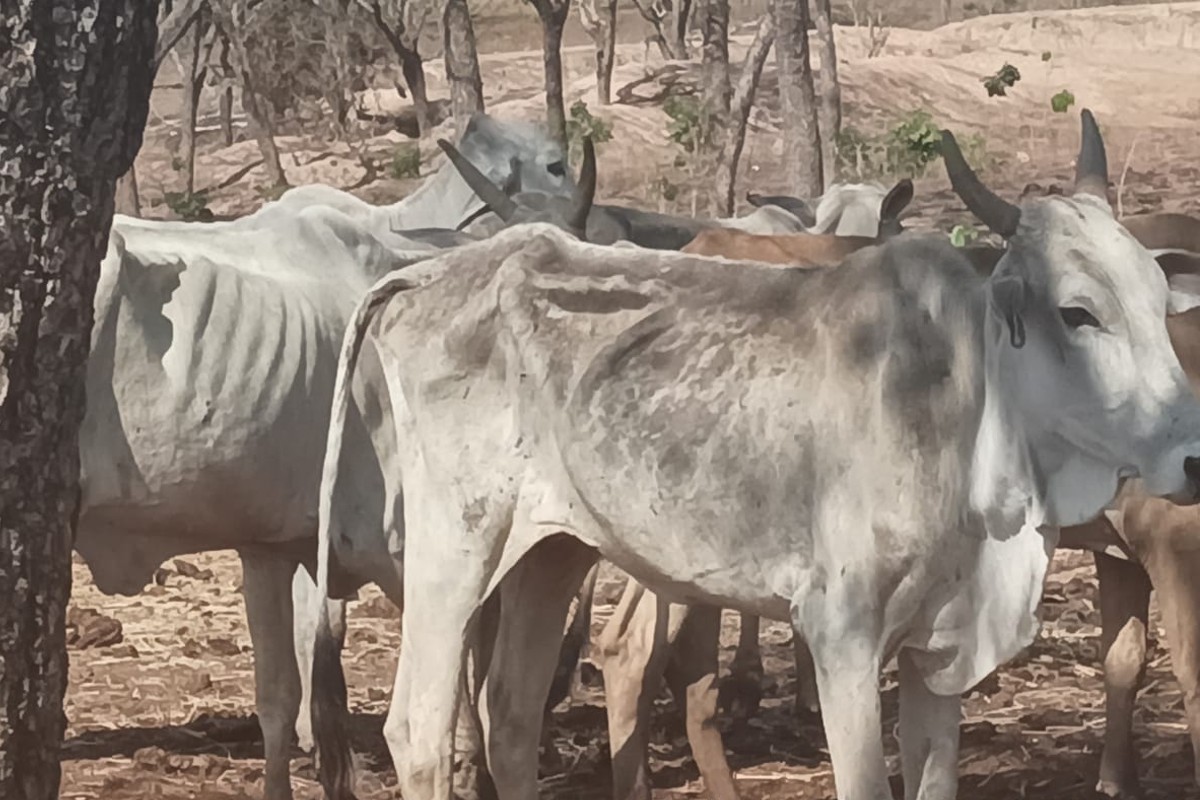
[443,0,485,135]
[580,0,618,104]
[715,14,775,215]
[671,0,692,58]
[698,0,731,151]
[774,0,822,197]
[240,81,288,188]
[533,2,570,153]
[218,35,235,146]
[0,3,159,799]
[173,11,208,193]
[940,0,953,24]
[368,0,433,136]
[809,0,841,187]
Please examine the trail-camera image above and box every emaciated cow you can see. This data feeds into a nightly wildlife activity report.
[76,115,571,800]
[311,110,1200,800]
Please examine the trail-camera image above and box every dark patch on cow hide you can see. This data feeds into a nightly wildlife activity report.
[545,287,652,314]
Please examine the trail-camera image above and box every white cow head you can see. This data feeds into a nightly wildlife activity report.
[457,113,574,199]
[948,110,1200,529]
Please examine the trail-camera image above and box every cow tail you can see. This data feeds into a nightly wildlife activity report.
[545,561,600,712]
[312,274,413,800]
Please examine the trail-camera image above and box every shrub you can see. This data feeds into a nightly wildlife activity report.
[566,100,613,164]
[390,141,421,179]
[164,190,212,222]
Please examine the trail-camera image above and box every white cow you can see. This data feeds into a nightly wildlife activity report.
[75,115,570,800]
[311,113,1200,800]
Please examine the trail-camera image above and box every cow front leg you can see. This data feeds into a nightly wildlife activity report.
[1095,551,1151,799]
[793,592,889,800]
[241,553,304,800]
[595,578,673,800]
[664,605,739,800]
[792,636,820,718]
[897,648,961,800]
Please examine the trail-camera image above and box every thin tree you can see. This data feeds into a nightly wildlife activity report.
[0,2,160,798]
[216,33,236,147]
[774,0,822,198]
[810,0,841,186]
[715,13,775,215]
[362,0,435,135]
[170,5,213,194]
[210,0,288,188]
[579,0,618,105]
[698,0,731,144]
[526,0,573,151]
[443,0,485,134]
[629,0,678,59]
[669,0,692,57]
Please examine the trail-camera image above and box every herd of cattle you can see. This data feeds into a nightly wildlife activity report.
[73,108,1200,800]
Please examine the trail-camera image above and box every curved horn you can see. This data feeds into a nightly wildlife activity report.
[940,130,1021,238]
[567,137,597,237]
[1074,108,1109,200]
[436,138,519,221]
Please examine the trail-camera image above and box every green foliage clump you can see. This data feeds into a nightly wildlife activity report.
[663,94,704,154]
[835,112,993,180]
[390,142,422,179]
[1050,89,1076,113]
[950,223,980,247]
[164,190,212,222]
[566,100,614,164]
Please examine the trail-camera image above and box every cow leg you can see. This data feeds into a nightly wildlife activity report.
[723,613,763,724]
[1140,547,1200,791]
[664,605,739,800]
[792,636,820,717]
[1095,551,1151,799]
[595,578,673,800]
[897,648,961,800]
[481,536,598,799]
[793,592,889,800]
[241,553,304,800]
[291,565,345,753]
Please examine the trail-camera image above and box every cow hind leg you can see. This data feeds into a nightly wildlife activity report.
[481,534,598,799]
[292,565,346,753]
[240,553,304,800]
[722,613,763,725]
[1095,552,1151,799]
[793,589,890,800]
[595,578,673,800]
[664,605,739,800]
[897,648,961,800]
[792,636,820,718]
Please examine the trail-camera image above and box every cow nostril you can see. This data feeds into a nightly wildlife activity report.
[1186,456,1200,485]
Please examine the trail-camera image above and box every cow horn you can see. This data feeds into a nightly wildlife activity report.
[437,138,519,221]
[940,130,1021,238]
[568,136,596,237]
[1074,108,1109,200]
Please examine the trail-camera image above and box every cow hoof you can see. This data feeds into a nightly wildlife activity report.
[1095,778,1141,799]
[719,671,764,724]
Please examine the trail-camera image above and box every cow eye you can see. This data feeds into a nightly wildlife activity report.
[1059,306,1100,329]
[546,161,565,177]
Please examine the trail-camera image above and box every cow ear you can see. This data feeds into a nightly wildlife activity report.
[1168,272,1200,314]
[989,273,1030,348]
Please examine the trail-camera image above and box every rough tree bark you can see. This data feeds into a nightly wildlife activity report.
[364,0,434,135]
[579,0,618,105]
[715,14,775,215]
[0,3,159,799]
[527,0,572,152]
[810,0,841,186]
[775,0,823,197]
[443,0,485,135]
[697,0,731,149]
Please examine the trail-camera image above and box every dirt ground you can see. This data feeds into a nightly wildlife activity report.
[63,3,1200,799]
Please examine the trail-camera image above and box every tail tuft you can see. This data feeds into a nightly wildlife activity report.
[312,611,357,800]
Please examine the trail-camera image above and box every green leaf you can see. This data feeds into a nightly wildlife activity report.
[950,224,980,247]
[1041,51,1052,61]
[1050,89,1075,113]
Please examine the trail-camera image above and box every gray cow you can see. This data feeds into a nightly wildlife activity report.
[312,116,1200,800]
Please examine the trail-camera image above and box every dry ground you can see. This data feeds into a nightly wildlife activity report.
[63,3,1200,799]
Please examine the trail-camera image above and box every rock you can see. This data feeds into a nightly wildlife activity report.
[172,558,214,581]
[66,607,123,649]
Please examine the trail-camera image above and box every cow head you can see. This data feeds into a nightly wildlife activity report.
[438,136,628,244]
[459,113,574,198]
[944,110,1200,527]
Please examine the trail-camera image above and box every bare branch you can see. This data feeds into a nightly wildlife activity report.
[155,0,207,71]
